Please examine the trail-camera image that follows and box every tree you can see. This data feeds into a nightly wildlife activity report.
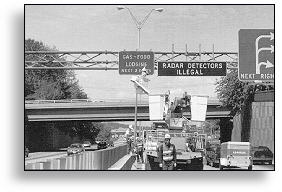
[215,69,274,142]
[215,69,273,116]
[25,39,95,149]
[25,39,87,100]
[96,125,112,141]
[203,120,220,135]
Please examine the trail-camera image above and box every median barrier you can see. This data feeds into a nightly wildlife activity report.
[108,154,136,170]
[43,161,51,169]
[25,144,128,170]
[101,148,110,169]
[80,153,85,169]
[88,152,92,169]
[92,152,95,168]
[59,157,67,170]
[66,156,75,170]
[114,147,119,163]
[51,159,60,169]
[75,154,81,170]
[25,163,35,170]
[34,162,44,169]
[92,150,103,169]
[84,152,89,170]
[109,147,116,165]
[122,155,135,170]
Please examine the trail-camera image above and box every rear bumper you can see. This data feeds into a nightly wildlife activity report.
[67,151,80,155]
[220,157,252,167]
[253,157,273,161]
[176,158,203,170]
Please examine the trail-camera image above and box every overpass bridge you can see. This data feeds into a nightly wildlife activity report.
[25,99,231,122]
[25,99,233,170]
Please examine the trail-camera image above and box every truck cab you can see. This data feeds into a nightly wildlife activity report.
[170,133,204,170]
[144,122,205,170]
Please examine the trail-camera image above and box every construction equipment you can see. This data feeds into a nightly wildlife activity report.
[144,122,206,170]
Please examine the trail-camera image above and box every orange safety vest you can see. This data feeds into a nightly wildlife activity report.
[137,142,143,151]
[162,144,174,162]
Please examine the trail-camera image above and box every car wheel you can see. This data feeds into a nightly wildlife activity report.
[210,161,214,167]
[219,164,224,170]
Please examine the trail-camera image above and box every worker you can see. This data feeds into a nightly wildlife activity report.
[136,138,144,163]
[158,134,177,170]
[127,136,133,154]
[185,138,192,152]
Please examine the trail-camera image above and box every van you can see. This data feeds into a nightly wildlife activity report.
[220,142,252,170]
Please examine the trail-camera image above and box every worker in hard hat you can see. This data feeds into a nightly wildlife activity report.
[157,134,177,170]
[127,136,133,154]
[135,137,144,163]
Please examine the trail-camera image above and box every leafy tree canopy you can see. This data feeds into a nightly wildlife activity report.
[25,39,87,100]
[25,39,93,144]
[215,69,273,116]
[96,126,112,142]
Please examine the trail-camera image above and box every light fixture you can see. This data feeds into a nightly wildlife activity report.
[154,8,164,12]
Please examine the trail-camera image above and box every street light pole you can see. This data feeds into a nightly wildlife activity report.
[118,6,163,146]
[134,89,138,144]
[138,27,141,50]
[117,6,164,50]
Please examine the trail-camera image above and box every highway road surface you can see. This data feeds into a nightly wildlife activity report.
[204,164,274,170]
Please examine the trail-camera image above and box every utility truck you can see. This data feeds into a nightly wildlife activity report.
[144,122,206,170]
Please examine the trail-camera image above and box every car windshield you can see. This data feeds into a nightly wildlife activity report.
[253,147,265,151]
[70,144,80,148]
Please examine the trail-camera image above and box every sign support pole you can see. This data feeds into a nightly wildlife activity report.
[138,27,141,50]
[134,88,138,146]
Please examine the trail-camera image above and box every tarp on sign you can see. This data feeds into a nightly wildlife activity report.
[149,95,165,120]
[190,95,208,121]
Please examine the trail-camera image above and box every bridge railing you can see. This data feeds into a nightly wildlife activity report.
[25,99,150,104]
[25,99,93,104]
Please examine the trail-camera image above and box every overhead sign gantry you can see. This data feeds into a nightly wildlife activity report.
[24,50,238,70]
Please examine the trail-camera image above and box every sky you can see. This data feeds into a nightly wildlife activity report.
[25,5,274,101]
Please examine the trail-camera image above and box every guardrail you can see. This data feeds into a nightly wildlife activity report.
[25,144,128,170]
[25,99,94,104]
[25,99,150,104]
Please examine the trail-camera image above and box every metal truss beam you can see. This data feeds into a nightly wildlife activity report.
[25,50,238,70]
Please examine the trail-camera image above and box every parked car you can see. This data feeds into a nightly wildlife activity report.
[82,140,91,148]
[25,146,29,158]
[252,146,273,165]
[206,144,220,167]
[97,141,108,150]
[67,143,85,155]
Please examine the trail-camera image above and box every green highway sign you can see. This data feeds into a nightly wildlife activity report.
[239,29,274,81]
[119,51,154,75]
